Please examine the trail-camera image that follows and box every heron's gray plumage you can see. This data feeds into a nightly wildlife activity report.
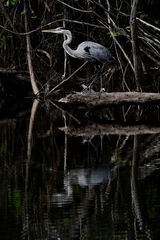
[76,41,115,63]
[42,27,116,97]
[42,27,116,64]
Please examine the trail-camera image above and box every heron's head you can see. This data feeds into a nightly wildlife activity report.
[42,27,68,35]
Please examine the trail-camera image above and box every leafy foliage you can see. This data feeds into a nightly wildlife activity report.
[6,0,21,6]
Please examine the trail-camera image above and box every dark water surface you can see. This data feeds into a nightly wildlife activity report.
[0,97,160,240]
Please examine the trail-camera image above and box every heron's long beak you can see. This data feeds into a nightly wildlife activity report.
[42,29,55,33]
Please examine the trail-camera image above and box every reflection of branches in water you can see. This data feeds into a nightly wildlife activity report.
[139,158,160,180]
[139,133,160,178]
[131,136,143,230]
[27,99,39,159]
[131,136,152,239]
[69,187,96,238]
[111,135,130,162]
[63,114,67,173]
[60,120,160,166]
[23,98,39,239]
[82,133,104,160]
[141,134,160,160]
[124,133,160,179]
[82,135,99,157]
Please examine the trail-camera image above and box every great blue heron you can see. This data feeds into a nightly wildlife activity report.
[42,27,116,96]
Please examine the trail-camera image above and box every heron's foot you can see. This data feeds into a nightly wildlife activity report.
[82,84,93,93]
[98,88,105,99]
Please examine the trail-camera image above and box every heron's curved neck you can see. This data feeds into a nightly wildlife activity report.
[63,31,77,58]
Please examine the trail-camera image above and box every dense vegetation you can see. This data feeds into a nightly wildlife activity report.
[0,0,160,96]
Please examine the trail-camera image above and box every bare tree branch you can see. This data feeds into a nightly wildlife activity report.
[130,0,143,91]
[23,0,39,96]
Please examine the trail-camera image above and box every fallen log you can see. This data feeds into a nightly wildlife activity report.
[59,92,160,106]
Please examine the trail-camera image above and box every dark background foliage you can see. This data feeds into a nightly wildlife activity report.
[0,0,160,96]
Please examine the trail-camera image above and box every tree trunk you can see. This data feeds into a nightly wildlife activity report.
[130,0,143,91]
[23,0,39,96]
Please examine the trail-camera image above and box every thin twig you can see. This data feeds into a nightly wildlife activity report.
[137,17,160,33]
[0,1,22,42]
[46,61,88,96]
[57,0,92,13]
[0,19,106,35]
[99,19,134,72]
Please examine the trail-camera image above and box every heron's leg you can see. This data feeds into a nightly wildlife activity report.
[82,71,100,93]
[94,64,105,98]
[82,64,105,96]
[98,71,104,98]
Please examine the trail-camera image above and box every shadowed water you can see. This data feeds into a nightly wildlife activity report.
[0,97,160,240]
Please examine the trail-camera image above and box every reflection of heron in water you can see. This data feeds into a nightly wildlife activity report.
[52,164,113,206]
[42,27,116,97]
[65,164,112,188]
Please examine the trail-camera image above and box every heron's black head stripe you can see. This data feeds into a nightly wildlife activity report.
[84,46,90,53]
